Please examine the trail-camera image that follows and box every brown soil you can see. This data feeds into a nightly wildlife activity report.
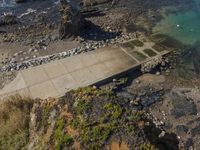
[108,141,129,150]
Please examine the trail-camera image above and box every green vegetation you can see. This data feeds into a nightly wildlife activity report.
[132,51,147,61]
[80,123,114,150]
[103,103,122,120]
[0,129,29,150]
[75,99,92,115]
[69,86,148,149]
[152,43,166,52]
[123,42,135,49]
[55,119,73,150]
[143,49,157,57]
[140,143,157,150]
[122,40,144,49]
[72,87,115,116]
[73,86,115,99]
[70,87,122,149]
[70,117,81,129]
[41,106,51,128]
[131,39,144,47]
[77,106,120,150]
[0,95,33,150]
[0,86,159,150]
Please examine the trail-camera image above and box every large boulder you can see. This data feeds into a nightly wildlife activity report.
[59,0,86,39]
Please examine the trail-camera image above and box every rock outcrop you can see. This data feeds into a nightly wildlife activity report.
[59,0,85,39]
[0,13,16,26]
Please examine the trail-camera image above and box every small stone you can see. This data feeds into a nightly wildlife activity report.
[18,51,23,54]
[156,72,161,75]
[34,49,38,53]
[28,48,34,53]
[43,46,47,50]
[92,85,97,89]
[135,79,140,84]
[25,56,30,60]
[113,79,117,82]
[158,131,165,138]
[13,53,18,57]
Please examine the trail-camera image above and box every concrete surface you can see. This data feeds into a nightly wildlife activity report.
[0,44,170,99]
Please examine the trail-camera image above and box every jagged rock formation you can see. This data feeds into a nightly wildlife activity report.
[59,0,85,39]
[0,13,16,26]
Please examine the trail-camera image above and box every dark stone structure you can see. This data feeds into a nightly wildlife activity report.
[59,0,84,39]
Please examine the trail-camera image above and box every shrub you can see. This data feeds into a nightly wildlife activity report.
[0,95,33,149]
[75,99,92,115]
[80,124,113,150]
[103,103,122,120]
[55,119,73,150]
[140,143,157,150]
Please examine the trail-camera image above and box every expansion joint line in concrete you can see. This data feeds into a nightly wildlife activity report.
[119,46,140,63]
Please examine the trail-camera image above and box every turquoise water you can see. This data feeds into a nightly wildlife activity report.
[153,0,200,76]
[153,0,200,45]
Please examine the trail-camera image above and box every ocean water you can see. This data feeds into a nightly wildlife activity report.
[1,0,200,75]
[153,0,200,45]
[153,0,200,76]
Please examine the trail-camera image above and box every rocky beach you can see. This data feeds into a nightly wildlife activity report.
[0,0,200,150]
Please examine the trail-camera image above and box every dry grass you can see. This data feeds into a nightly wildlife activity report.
[0,94,33,149]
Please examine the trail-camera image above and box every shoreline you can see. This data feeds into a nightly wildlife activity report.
[0,0,197,83]
[1,1,200,149]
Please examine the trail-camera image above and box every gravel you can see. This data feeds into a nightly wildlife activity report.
[0,32,136,72]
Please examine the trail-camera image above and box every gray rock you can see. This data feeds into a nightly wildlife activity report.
[176,125,189,134]
[170,92,197,118]
[117,92,136,100]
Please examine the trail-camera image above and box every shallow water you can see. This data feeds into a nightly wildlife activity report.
[153,0,200,76]
[153,0,200,45]
[1,0,200,76]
